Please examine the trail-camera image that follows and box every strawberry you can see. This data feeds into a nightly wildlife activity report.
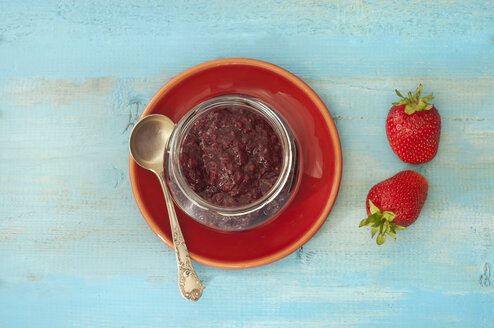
[359,170,428,245]
[386,84,441,164]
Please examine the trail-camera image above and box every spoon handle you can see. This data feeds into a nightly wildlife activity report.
[156,172,205,301]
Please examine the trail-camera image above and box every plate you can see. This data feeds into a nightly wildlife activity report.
[129,58,342,269]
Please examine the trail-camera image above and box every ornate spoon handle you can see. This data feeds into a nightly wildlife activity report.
[157,172,205,301]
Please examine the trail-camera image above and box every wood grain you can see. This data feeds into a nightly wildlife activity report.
[1,1,493,327]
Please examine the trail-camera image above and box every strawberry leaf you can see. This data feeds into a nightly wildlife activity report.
[422,94,434,102]
[380,220,389,234]
[359,218,370,228]
[376,233,386,245]
[382,211,396,222]
[391,223,406,231]
[368,200,381,215]
[399,84,435,114]
[360,202,405,245]
[387,226,397,240]
[413,84,423,99]
[369,215,382,227]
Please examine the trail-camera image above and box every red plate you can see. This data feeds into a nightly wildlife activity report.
[129,58,342,269]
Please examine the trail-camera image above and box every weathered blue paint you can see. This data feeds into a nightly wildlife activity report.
[1,1,493,327]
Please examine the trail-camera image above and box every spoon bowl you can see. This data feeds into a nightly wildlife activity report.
[129,115,175,173]
[129,114,205,301]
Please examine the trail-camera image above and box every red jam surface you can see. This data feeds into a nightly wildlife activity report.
[180,107,282,207]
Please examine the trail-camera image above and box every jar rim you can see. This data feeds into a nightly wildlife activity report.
[166,94,294,216]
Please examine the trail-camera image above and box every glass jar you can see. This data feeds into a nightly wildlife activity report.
[165,94,301,231]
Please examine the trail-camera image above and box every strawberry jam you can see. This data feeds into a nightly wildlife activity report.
[180,107,282,207]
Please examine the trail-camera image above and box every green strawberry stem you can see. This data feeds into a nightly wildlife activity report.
[393,84,434,115]
[359,200,406,245]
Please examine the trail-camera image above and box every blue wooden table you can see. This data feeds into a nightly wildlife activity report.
[1,1,493,327]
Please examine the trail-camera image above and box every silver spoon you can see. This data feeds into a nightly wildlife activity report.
[129,114,205,301]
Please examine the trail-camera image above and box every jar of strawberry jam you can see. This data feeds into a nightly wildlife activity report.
[165,95,301,231]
